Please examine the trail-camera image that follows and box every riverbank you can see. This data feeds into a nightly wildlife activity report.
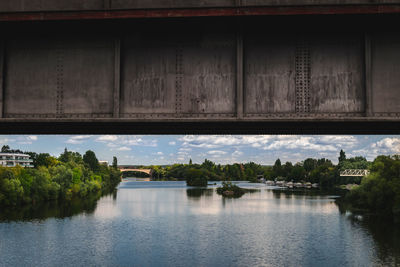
[0,149,121,207]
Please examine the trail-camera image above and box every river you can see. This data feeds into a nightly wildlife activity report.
[0,180,399,266]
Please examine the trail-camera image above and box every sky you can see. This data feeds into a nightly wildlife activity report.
[0,135,399,166]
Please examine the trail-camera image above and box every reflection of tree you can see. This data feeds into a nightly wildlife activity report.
[186,188,213,200]
[347,216,400,265]
[0,190,117,222]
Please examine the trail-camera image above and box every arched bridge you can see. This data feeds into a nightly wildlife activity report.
[340,169,370,177]
[119,168,152,175]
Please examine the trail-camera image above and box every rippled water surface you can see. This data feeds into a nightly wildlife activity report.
[1,180,399,266]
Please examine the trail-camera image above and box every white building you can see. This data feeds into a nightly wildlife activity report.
[99,160,109,166]
[0,153,34,168]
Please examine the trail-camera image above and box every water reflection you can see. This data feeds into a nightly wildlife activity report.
[1,181,399,266]
[186,188,213,199]
[0,191,114,222]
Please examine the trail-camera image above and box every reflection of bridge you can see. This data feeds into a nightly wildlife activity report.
[340,169,370,177]
[119,168,152,175]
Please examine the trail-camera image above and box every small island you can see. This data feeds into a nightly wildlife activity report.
[216,181,246,198]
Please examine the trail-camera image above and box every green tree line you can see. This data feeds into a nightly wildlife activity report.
[0,148,121,206]
[140,150,371,188]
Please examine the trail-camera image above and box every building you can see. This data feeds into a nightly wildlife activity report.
[99,161,109,166]
[0,153,34,168]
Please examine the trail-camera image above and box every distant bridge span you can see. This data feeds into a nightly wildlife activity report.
[340,169,370,177]
[119,168,152,175]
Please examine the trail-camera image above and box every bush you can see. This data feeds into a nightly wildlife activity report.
[186,168,208,187]
[216,181,245,198]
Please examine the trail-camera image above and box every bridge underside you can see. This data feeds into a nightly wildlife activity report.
[0,11,400,134]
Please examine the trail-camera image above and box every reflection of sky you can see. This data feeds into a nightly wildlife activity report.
[108,181,340,219]
[1,181,396,266]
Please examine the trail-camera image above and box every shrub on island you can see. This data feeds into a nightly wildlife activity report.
[216,181,245,198]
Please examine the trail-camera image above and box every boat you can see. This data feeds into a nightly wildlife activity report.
[276,181,286,187]
[294,182,303,188]
[265,180,275,186]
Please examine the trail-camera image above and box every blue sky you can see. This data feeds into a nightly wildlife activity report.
[0,135,399,165]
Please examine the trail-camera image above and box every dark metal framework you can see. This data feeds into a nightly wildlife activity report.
[0,2,399,134]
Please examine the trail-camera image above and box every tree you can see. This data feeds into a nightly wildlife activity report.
[35,153,51,167]
[289,164,306,182]
[112,156,118,169]
[338,149,346,163]
[303,158,317,172]
[272,159,283,179]
[189,158,192,165]
[1,145,10,153]
[83,150,99,172]
[186,168,208,187]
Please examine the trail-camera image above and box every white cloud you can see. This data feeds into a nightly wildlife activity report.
[367,138,400,157]
[263,136,337,152]
[96,135,157,147]
[207,150,227,155]
[168,141,176,145]
[27,136,38,141]
[117,146,131,151]
[16,135,39,145]
[156,152,163,155]
[232,150,243,157]
[96,135,118,142]
[65,135,93,144]
[179,135,273,149]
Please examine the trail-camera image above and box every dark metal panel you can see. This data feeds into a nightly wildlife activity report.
[180,33,236,114]
[5,39,58,117]
[365,33,373,116]
[121,34,176,115]
[0,41,4,118]
[113,39,121,118]
[2,5,400,21]
[372,32,400,114]
[61,38,114,116]
[5,37,114,118]
[242,0,400,6]
[111,0,235,9]
[236,28,244,119]
[309,33,365,113]
[244,34,296,114]
[0,0,103,12]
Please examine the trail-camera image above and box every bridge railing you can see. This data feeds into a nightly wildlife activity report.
[339,169,370,177]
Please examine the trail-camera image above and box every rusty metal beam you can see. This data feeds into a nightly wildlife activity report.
[1,5,400,22]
